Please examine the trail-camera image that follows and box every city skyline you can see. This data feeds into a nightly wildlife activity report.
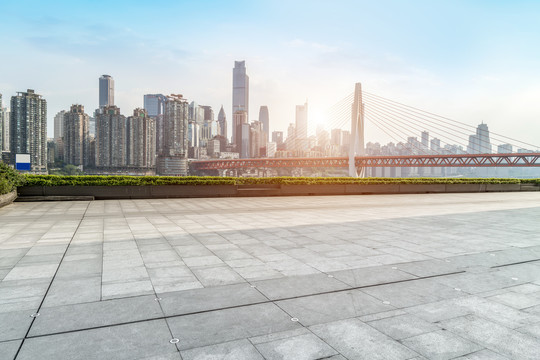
[0,1,539,146]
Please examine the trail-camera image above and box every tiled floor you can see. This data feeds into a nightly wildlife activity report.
[1,192,539,359]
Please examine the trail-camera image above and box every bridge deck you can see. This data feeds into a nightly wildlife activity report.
[1,193,540,359]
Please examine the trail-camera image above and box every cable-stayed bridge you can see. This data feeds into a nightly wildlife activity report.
[192,83,540,175]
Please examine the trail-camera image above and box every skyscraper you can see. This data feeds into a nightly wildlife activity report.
[232,61,249,144]
[127,108,155,168]
[467,123,491,154]
[259,106,269,142]
[99,75,114,110]
[157,94,189,175]
[217,105,227,140]
[0,94,5,152]
[10,89,47,172]
[63,105,90,166]
[234,110,248,157]
[295,101,308,150]
[54,110,66,141]
[143,94,167,117]
[95,105,126,168]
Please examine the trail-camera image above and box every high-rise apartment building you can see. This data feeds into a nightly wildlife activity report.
[99,75,114,110]
[54,110,66,141]
[295,101,308,140]
[127,108,155,168]
[63,105,90,167]
[0,94,6,152]
[232,61,249,144]
[217,105,227,140]
[157,94,189,175]
[9,89,47,172]
[259,106,269,142]
[95,105,126,168]
[143,94,167,117]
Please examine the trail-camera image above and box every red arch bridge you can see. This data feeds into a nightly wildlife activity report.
[191,153,540,171]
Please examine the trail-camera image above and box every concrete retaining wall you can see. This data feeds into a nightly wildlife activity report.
[16,183,539,200]
[0,190,17,207]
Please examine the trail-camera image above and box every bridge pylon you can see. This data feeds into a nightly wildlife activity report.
[349,82,365,177]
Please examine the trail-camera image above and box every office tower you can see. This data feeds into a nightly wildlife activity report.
[421,131,429,148]
[127,108,155,168]
[99,75,114,110]
[295,102,308,150]
[240,123,250,159]
[232,60,249,143]
[143,94,167,117]
[259,106,269,142]
[9,89,47,172]
[233,110,248,157]
[286,123,295,150]
[250,121,262,158]
[200,105,214,148]
[467,123,492,154]
[157,94,189,175]
[54,110,66,141]
[497,144,512,153]
[272,131,283,146]
[95,105,126,168]
[217,105,227,140]
[63,105,90,167]
[476,123,491,153]
[331,129,342,146]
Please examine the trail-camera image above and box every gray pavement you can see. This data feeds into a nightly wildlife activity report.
[0,192,539,359]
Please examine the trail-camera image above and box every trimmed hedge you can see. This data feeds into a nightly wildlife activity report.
[0,162,26,195]
[23,175,540,187]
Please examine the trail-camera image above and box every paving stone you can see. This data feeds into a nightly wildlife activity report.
[42,276,101,308]
[191,265,245,287]
[441,315,540,360]
[0,339,22,360]
[29,295,163,336]
[310,317,419,360]
[367,314,440,340]
[401,329,483,360]
[18,319,176,360]
[101,279,155,299]
[159,283,267,316]
[276,289,393,326]
[452,349,509,359]
[182,255,224,267]
[329,265,416,288]
[516,322,540,338]
[434,271,526,294]
[254,333,338,360]
[393,259,463,277]
[249,328,311,345]
[0,310,34,342]
[167,303,301,350]
[252,273,350,300]
[487,291,540,309]
[181,339,263,360]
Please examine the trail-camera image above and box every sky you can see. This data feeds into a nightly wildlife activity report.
[1,0,539,148]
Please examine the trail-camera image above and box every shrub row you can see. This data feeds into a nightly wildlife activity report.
[0,163,26,195]
[22,175,540,187]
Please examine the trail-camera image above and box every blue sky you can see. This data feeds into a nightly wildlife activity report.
[1,0,539,147]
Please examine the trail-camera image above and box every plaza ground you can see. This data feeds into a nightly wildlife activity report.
[1,192,540,359]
